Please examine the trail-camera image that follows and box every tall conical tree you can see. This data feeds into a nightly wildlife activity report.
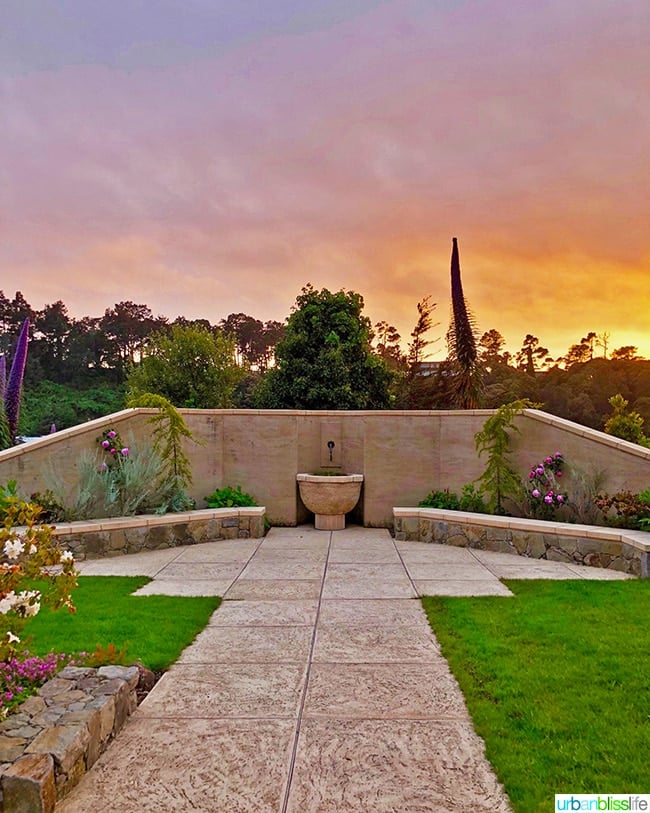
[446,237,483,408]
[0,355,9,450]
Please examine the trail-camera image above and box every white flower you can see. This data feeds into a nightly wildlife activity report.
[29,544,37,555]
[23,602,40,617]
[6,631,20,644]
[60,550,74,563]
[4,539,24,560]
[0,592,17,615]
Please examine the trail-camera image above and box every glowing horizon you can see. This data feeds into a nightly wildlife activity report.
[2,1,648,363]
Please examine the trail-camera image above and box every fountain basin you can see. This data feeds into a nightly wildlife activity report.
[296,473,363,531]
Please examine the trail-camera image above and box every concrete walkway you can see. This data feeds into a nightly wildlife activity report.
[59,527,631,813]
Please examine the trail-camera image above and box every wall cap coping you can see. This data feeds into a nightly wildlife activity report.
[50,507,266,538]
[393,507,650,554]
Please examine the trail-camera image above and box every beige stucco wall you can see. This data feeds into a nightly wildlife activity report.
[1,408,649,527]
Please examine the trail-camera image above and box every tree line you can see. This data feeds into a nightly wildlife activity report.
[2,286,647,437]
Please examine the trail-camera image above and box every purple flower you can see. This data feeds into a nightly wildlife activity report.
[545,457,553,464]
[556,495,565,503]
[101,440,110,449]
[555,452,562,458]
[535,466,544,476]
[100,462,108,472]
[5,318,29,441]
[107,430,116,439]
[110,448,116,455]
[556,471,562,477]
[544,495,553,504]
[529,471,535,480]
[121,447,129,457]
[532,489,540,498]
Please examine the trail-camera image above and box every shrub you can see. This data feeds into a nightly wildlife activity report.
[418,489,461,510]
[594,491,650,530]
[204,485,258,509]
[523,451,568,520]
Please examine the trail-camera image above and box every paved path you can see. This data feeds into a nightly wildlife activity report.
[60,527,631,812]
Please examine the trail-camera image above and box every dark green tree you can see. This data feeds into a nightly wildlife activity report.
[255,285,392,409]
[126,324,242,408]
[446,237,483,408]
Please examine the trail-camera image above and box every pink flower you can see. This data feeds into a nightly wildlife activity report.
[556,471,562,477]
[110,448,116,455]
[555,451,562,458]
[545,457,553,464]
[121,447,130,457]
[536,466,544,476]
[107,430,116,439]
[101,440,110,449]
[544,495,553,504]
[556,495,565,503]
[532,489,540,498]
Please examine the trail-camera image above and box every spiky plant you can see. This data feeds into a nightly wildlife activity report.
[446,238,483,408]
[0,356,9,451]
[5,319,30,443]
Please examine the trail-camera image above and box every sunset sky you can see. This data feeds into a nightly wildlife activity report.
[2,0,649,360]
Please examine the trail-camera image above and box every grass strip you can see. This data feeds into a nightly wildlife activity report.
[422,580,650,813]
[26,576,221,671]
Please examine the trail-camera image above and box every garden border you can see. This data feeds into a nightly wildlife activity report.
[51,507,266,560]
[393,507,649,577]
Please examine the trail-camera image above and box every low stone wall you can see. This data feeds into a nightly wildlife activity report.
[393,508,650,577]
[52,507,266,560]
[0,665,140,812]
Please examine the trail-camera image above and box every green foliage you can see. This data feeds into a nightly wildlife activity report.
[474,399,533,514]
[61,443,168,519]
[0,406,11,451]
[126,324,243,409]
[29,490,68,523]
[254,285,393,409]
[594,490,650,530]
[19,381,124,436]
[418,484,488,513]
[127,393,198,509]
[603,393,650,446]
[204,485,258,509]
[422,581,650,810]
[418,489,461,510]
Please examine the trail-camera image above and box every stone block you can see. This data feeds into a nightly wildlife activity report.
[0,736,26,763]
[221,517,239,528]
[108,530,126,551]
[418,519,433,544]
[60,709,101,768]
[2,752,56,813]
[545,546,573,563]
[86,695,115,742]
[26,725,90,775]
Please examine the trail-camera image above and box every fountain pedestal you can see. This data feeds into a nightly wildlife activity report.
[296,473,363,530]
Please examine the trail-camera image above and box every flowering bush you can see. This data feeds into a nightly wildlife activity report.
[525,452,568,520]
[97,427,130,468]
[0,651,85,717]
[0,493,78,663]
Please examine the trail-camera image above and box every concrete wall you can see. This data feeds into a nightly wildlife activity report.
[1,408,649,527]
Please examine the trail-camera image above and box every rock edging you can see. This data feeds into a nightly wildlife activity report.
[0,664,147,812]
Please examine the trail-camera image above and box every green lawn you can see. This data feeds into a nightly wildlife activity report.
[26,576,221,671]
[422,580,650,813]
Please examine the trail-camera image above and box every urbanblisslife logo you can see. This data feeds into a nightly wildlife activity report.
[555,796,649,811]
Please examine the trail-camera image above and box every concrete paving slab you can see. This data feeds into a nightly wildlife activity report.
[321,578,416,599]
[415,579,514,597]
[155,562,245,581]
[405,563,498,581]
[399,546,479,563]
[489,563,580,579]
[132,579,233,596]
[209,599,319,626]
[56,717,296,813]
[566,564,633,579]
[304,663,472,720]
[75,548,182,577]
[239,560,326,580]
[286,718,512,813]
[139,663,306,719]
[328,548,402,564]
[313,624,441,663]
[318,599,427,626]
[325,562,409,579]
[225,579,322,600]
[173,540,260,562]
[177,625,313,664]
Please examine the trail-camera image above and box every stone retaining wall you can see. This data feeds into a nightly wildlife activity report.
[0,665,140,812]
[393,508,649,577]
[52,507,266,560]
